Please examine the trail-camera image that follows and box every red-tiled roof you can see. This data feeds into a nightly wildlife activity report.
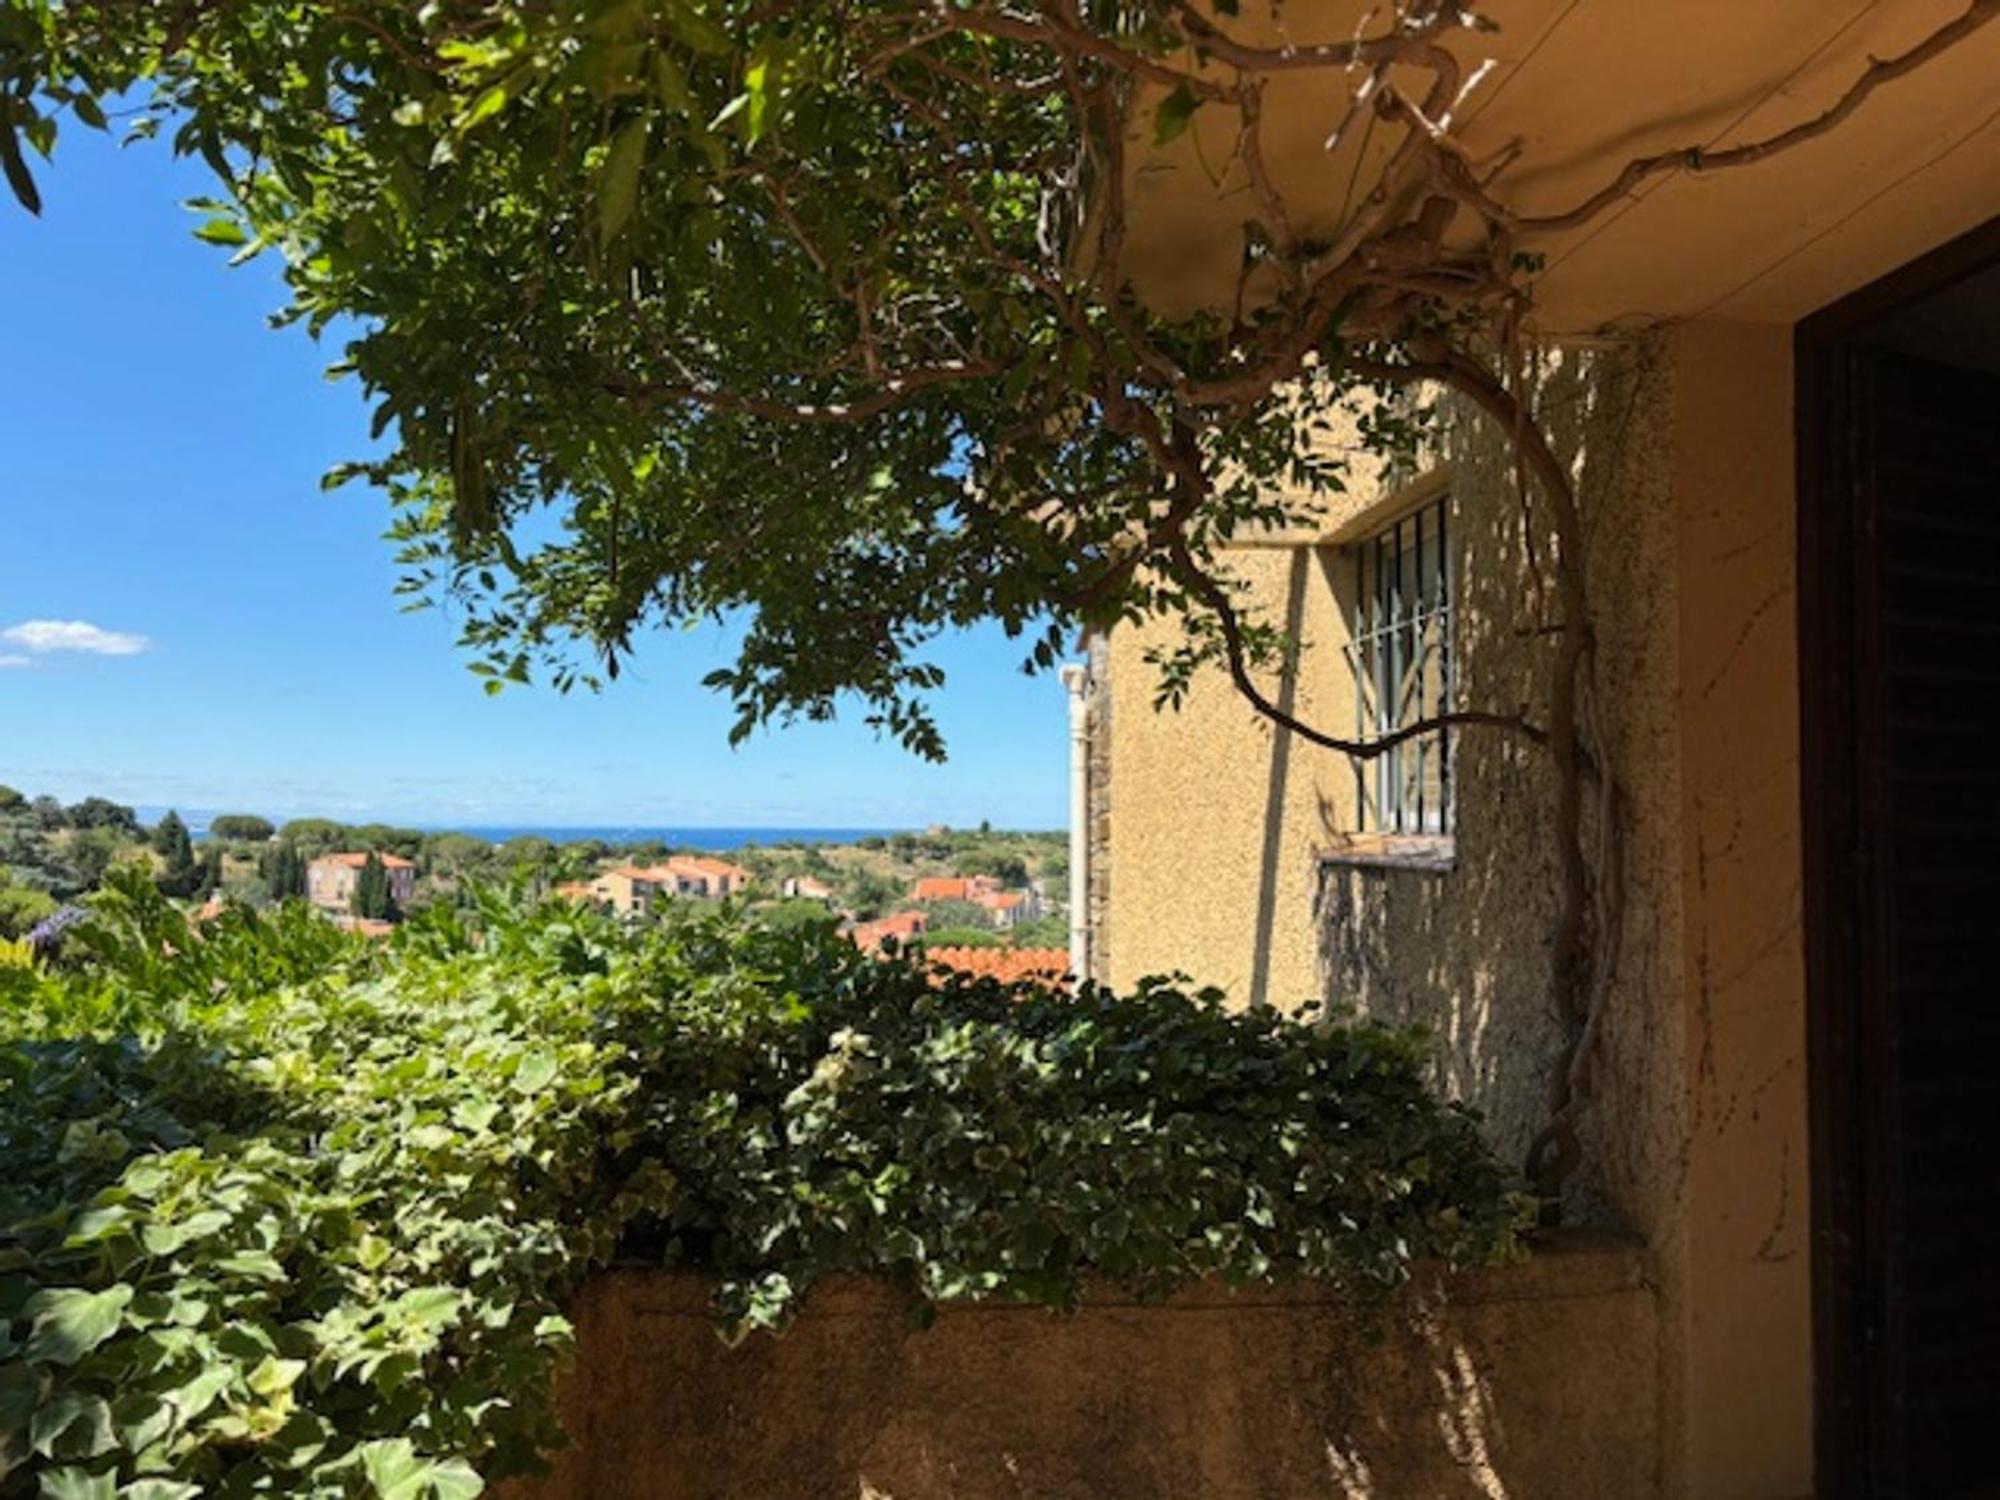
[315,851,416,870]
[668,855,751,882]
[926,946,1071,988]
[912,876,971,902]
[973,890,1028,909]
[848,910,929,951]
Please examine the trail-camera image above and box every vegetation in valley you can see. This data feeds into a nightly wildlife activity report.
[1,781,1065,944]
[1,875,1524,1497]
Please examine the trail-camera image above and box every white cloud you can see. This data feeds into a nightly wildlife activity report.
[0,654,30,669]
[1,619,152,657]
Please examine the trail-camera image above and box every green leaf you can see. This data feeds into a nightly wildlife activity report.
[121,1482,202,1500]
[191,216,249,247]
[140,1208,231,1256]
[456,65,532,133]
[512,1051,558,1095]
[246,1356,305,1399]
[62,1206,132,1247]
[597,118,647,245]
[213,1250,285,1282]
[0,120,43,215]
[392,1286,464,1329]
[31,1392,114,1460]
[23,1285,133,1366]
[660,1,733,57]
[1153,83,1201,146]
[743,58,773,145]
[428,1459,485,1500]
[38,1468,114,1500]
[650,52,696,115]
[356,1437,426,1500]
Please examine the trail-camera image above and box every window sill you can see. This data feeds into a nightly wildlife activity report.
[1315,834,1456,874]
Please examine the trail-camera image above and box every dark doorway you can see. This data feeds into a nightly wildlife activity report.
[1798,220,2000,1499]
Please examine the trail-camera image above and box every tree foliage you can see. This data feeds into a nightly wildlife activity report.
[0,872,1523,1496]
[259,842,308,902]
[207,815,275,844]
[60,800,137,837]
[351,852,396,920]
[0,0,1445,759]
[149,811,204,903]
[0,878,56,940]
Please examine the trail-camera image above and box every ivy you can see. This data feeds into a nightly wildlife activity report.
[2,873,1525,1496]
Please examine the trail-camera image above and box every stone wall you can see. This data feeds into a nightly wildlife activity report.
[505,1233,1657,1500]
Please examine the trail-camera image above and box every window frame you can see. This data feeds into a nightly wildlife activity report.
[1346,491,1455,837]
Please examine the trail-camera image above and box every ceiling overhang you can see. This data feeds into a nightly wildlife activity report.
[1121,0,2000,332]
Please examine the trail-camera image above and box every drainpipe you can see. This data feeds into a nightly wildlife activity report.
[1059,662,1091,981]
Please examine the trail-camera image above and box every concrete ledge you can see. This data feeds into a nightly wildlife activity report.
[506,1232,1657,1499]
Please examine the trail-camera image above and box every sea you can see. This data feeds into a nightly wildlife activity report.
[448,826,899,850]
[166,812,923,849]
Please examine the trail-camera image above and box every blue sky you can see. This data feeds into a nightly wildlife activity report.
[0,129,1069,830]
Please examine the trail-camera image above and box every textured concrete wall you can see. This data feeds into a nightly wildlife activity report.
[505,1234,1657,1500]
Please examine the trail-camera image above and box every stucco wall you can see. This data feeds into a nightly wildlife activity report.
[1097,540,1354,1010]
[1086,325,1811,1495]
[1664,323,1810,1498]
[505,1233,1657,1500]
[1093,340,1686,1194]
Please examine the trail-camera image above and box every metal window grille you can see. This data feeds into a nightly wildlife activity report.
[1347,495,1454,834]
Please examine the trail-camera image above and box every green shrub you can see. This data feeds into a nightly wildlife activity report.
[1,872,1524,1497]
[918,925,1004,949]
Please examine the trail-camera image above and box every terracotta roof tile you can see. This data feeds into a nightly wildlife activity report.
[925,946,1071,989]
[848,910,929,950]
[669,855,751,880]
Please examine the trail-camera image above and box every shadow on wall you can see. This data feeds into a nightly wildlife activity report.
[1312,339,1672,1207]
[1247,548,1312,1011]
[504,1236,1657,1500]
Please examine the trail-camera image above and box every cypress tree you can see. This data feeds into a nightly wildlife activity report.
[260,842,307,901]
[153,811,201,898]
[353,852,393,920]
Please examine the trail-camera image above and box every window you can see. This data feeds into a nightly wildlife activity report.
[1348,493,1454,835]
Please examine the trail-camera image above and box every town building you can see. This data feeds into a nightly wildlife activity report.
[306,852,414,913]
[847,910,928,952]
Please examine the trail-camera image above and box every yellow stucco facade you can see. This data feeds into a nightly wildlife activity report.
[1085,318,1817,1496]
